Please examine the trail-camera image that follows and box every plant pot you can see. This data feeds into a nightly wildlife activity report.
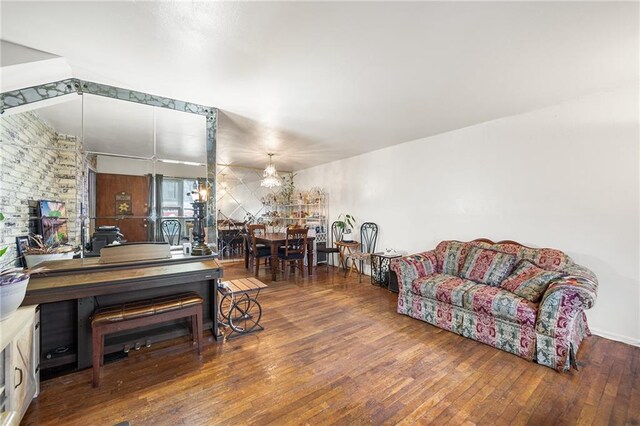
[0,276,29,321]
[342,232,354,242]
[25,252,74,268]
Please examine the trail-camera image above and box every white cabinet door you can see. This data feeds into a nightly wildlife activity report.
[9,317,36,418]
[0,306,37,426]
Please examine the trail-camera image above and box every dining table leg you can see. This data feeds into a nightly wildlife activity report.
[244,237,250,269]
[270,241,279,281]
[307,240,314,276]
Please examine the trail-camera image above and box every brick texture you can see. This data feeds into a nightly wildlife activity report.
[0,111,83,265]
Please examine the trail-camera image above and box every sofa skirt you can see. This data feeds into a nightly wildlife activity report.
[398,291,590,370]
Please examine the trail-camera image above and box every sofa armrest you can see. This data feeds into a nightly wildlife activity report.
[390,250,438,294]
[536,274,598,337]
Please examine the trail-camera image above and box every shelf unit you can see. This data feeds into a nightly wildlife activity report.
[262,199,328,264]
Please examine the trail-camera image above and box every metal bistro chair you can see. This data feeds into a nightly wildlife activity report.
[316,221,344,271]
[278,227,308,279]
[247,224,271,276]
[161,219,182,246]
[345,222,379,283]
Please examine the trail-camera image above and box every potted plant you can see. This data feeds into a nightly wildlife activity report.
[280,172,297,205]
[23,234,76,268]
[0,212,32,321]
[336,213,356,241]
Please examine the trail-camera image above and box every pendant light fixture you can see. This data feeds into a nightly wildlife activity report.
[260,153,282,188]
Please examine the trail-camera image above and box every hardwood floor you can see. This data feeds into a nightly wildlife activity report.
[23,261,639,425]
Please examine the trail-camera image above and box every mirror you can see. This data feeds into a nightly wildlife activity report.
[0,82,215,262]
[0,94,83,263]
[215,165,281,260]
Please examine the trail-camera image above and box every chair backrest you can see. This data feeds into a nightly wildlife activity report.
[360,222,378,254]
[161,219,181,245]
[330,221,343,247]
[248,224,266,256]
[285,227,308,257]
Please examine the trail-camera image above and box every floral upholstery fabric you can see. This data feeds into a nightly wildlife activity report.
[462,285,538,326]
[501,260,565,303]
[411,274,480,307]
[492,243,571,271]
[537,311,591,371]
[436,241,470,275]
[536,276,597,337]
[392,239,598,372]
[390,251,438,293]
[401,295,465,333]
[461,312,537,360]
[459,247,517,286]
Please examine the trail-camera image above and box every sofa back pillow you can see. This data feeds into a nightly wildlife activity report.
[459,247,517,286]
[436,241,470,275]
[500,260,565,303]
[492,243,571,272]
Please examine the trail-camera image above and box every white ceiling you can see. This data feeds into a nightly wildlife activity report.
[29,94,208,164]
[1,1,638,171]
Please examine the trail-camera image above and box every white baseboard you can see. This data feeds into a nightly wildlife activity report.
[590,328,640,347]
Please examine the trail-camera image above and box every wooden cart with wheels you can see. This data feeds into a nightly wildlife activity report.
[217,278,267,339]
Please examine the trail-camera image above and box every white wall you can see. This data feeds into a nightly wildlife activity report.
[295,85,640,345]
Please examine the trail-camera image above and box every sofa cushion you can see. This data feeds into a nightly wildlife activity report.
[501,260,564,303]
[436,241,471,275]
[459,247,517,286]
[463,285,538,326]
[492,243,571,272]
[411,273,481,307]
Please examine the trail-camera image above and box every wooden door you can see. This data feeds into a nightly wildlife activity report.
[95,173,150,243]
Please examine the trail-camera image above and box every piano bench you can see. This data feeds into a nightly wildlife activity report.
[91,292,203,387]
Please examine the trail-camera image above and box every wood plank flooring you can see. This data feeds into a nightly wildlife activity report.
[22,261,640,425]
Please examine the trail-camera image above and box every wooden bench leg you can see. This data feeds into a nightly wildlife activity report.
[196,305,203,355]
[92,327,102,388]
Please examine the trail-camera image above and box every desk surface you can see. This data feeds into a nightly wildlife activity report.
[25,255,222,305]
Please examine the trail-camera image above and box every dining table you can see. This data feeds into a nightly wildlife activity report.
[244,232,315,281]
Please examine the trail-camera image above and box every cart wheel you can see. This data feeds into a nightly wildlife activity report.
[219,293,233,322]
[228,297,262,334]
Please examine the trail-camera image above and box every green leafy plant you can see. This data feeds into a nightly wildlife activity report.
[336,213,356,233]
[279,172,297,204]
[25,234,74,255]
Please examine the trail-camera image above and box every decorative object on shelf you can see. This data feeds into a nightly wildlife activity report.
[336,213,356,241]
[15,235,29,267]
[188,181,213,256]
[38,199,69,245]
[0,213,32,320]
[260,153,282,188]
[23,234,76,268]
[115,192,133,215]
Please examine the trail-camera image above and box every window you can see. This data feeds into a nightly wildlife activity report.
[160,177,199,242]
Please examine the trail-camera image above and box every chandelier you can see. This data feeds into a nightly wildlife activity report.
[260,153,282,188]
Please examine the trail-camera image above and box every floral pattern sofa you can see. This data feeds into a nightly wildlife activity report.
[389,239,598,371]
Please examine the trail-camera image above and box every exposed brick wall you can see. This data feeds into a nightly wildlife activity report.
[0,111,82,265]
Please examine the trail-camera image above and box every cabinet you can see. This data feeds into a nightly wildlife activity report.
[0,306,40,426]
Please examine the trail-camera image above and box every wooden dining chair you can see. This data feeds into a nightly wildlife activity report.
[316,221,343,271]
[278,227,308,279]
[247,224,270,276]
[346,222,379,282]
